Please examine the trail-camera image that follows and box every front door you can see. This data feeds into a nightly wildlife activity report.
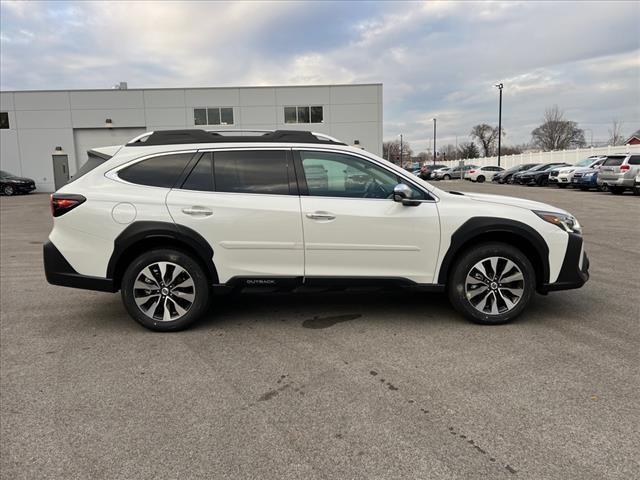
[166,149,304,283]
[296,150,440,284]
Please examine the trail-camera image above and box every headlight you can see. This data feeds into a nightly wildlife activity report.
[584,173,593,178]
[534,211,582,234]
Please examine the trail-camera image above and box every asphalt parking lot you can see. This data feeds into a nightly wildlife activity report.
[1,183,638,480]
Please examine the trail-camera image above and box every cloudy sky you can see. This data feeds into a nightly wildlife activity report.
[1,0,638,151]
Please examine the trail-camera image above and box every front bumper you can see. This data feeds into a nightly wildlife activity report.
[540,233,589,293]
[43,241,116,292]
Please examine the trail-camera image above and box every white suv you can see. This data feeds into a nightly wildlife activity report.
[44,130,589,331]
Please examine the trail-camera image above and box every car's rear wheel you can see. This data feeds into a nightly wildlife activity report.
[443,174,451,180]
[610,186,624,195]
[477,175,485,183]
[2,185,15,196]
[448,242,535,325]
[121,249,210,331]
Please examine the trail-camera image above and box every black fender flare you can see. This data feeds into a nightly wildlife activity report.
[106,221,217,286]
[437,217,550,286]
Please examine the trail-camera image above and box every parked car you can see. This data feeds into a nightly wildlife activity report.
[0,170,36,196]
[466,166,505,183]
[44,129,589,331]
[549,156,605,188]
[493,163,540,184]
[436,164,479,180]
[516,163,569,186]
[431,167,452,180]
[419,164,447,180]
[571,168,600,191]
[597,154,640,194]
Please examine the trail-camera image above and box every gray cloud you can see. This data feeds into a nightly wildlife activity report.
[1,0,638,150]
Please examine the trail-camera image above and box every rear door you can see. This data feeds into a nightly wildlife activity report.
[166,149,304,283]
[296,149,440,284]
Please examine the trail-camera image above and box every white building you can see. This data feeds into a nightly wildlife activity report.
[0,83,382,192]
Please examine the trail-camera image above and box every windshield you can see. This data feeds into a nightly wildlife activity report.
[0,170,14,178]
[575,158,595,167]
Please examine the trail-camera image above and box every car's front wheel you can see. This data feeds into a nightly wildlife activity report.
[448,242,535,325]
[2,185,15,196]
[443,174,451,180]
[476,175,485,183]
[121,249,210,331]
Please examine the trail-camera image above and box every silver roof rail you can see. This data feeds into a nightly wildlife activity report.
[311,132,344,143]
[127,131,155,144]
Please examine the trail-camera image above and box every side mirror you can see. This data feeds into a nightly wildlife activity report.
[393,183,420,206]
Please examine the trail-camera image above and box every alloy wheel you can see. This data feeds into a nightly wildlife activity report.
[3,185,14,196]
[133,261,195,321]
[465,256,524,315]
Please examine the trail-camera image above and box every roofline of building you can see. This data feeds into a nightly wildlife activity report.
[0,83,383,94]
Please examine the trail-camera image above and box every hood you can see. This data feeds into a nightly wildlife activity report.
[452,191,568,214]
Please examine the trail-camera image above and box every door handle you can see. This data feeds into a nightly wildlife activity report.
[306,211,336,221]
[182,206,213,216]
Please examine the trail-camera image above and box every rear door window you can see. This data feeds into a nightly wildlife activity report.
[182,153,214,191]
[118,153,194,188]
[213,150,291,195]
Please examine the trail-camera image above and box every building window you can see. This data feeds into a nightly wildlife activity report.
[0,112,9,129]
[194,107,234,126]
[284,106,323,124]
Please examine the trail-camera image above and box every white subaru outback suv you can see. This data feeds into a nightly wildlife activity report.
[44,130,589,331]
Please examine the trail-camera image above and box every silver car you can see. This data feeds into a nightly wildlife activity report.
[597,154,640,194]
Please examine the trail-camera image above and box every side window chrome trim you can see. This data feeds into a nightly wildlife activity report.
[294,147,439,203]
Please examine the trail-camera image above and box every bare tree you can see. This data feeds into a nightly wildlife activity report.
[470,124,502,157]
[383,139,413,165]
[530,106,585,151]
[440,144,458,161]
[458,142,480,159]
[608,120,625,146]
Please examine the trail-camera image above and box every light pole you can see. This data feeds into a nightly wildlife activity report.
[432,118,437,165]
[495,83,503,167]
[399,134,403,168]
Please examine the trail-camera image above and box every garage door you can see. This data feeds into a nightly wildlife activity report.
[73,127,146,172]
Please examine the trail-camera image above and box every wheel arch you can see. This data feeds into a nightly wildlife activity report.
[107,221,218,290]
[437,217,550,291]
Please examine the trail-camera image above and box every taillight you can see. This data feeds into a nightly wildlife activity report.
[50,194,86,217]
[620,164,630,172]
[469,170,476,174]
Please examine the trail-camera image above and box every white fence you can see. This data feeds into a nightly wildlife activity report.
[455,144,640,168]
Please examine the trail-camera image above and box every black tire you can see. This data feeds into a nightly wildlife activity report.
[2,185,15,196]
[121,248,210,331]
[610,186,624,195]
[634,186,640,196]
[579,186,589,191]
[443,174,451,180]
[477,175,485,183]
[557,184,567,189]
[447,242,535,325]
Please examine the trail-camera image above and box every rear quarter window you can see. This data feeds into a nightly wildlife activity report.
[628,156,640,165]
[118,153,194,188]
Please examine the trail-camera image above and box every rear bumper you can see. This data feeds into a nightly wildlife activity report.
[539,233,589,293]
[43,241,116,292]
[598,176,633,187]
